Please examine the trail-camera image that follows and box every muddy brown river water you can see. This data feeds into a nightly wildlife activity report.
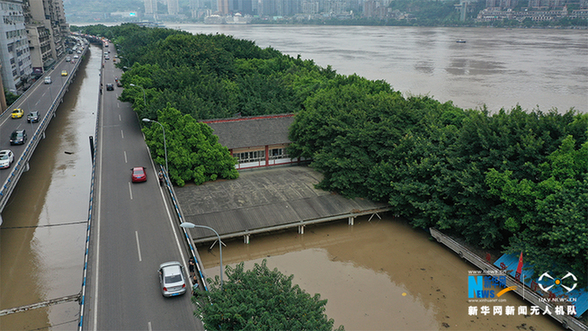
[199,216,563,330]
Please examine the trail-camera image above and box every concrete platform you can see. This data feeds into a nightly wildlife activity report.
[174,166,390,243]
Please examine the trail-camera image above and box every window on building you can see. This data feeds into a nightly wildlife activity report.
[236,150,265,163]
[269,148,288,160]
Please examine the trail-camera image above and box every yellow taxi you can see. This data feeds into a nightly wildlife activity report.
[61,70,68,76]
[11,108,24,119]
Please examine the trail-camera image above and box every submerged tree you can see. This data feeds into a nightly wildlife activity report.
[195,259,344,331]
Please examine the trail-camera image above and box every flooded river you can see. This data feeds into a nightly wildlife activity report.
[0,46,99,330]
[199,216,563,330]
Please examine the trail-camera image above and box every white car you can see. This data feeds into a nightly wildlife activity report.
[0,150,14,169]
[158,261,187,297]
[44,76,52,84]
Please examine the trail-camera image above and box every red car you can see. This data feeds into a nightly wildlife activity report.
[131,166,147,182]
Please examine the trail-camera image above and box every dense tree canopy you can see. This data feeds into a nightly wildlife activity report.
[196,260,343,331]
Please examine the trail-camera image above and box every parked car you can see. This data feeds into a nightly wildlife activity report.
[44,76,52,84]
[27,111,40,123]
[106,83,114,91]
[11,108,24,119]
[131,166,147,182]
[61,70,68,76]
[0,150,14,169]
[10,129,27,145]
[158,261,187,297]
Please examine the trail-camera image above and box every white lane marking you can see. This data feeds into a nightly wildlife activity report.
[124,151,127,163]
[148,322,152,331]
[128,182,133,200]
[135,231,142,262]
[119,114,121,121]
[121,130,124,139]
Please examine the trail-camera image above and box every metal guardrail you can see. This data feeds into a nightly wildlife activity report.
[160,168,210,292]
[0,47,88,216]
[429,227,588,331]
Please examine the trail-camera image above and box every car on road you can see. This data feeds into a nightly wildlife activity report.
[66,56,71,62]
[61,70,68,76]
[27,111,40,123]
[106,83,114,91]
[131,166,147,182]
[11,108,24,119]
[74,54,79,59]
[10,129,27,145]
[44,76,52,84]
[0,150,14,169]
[158,261,187,297]
[116,80,122,87]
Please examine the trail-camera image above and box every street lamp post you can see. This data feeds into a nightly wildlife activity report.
[141,118,168,174]
[180,222,223,288]
[129,83,146,105]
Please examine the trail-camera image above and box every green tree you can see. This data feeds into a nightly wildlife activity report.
[4,88,18,106]
[486,136,588,288]
[143,106,238,186]
[196,260,343,331]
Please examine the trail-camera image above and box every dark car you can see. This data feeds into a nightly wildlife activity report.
[27,111,40,123]
[10,129,27,145]
[116,80,122,87]
[106,83,114,91]
[131,166,147,182]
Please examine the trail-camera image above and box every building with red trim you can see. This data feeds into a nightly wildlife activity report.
[201,114,308,170]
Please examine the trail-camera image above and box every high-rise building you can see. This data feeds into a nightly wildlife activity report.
[0,0,32,93]
[168,0,179,15]
[145,0,158,16]
[24,0,68,74]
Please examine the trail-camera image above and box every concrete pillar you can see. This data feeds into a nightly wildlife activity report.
[298,225,305,234]
[244,234,250,244]
[348,216,354,225]
[42,132,46,139]
[25,162,30,172]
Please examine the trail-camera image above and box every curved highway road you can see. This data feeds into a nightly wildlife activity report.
[82,46,203,330]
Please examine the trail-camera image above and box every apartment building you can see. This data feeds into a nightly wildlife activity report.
[0,0,67,94]
[0,0,32,93]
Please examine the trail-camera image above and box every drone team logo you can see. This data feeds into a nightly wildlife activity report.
[538,271,577,293]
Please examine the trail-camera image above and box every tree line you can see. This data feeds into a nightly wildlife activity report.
[75,23,587,292]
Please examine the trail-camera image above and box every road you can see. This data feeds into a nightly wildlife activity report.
[0,48,81,189]
[82,46,203,330]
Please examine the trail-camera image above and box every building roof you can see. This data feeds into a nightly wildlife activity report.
[202,114,295,149]
[175,166,390,242]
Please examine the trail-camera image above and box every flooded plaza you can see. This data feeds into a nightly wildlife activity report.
[199,215,563,330]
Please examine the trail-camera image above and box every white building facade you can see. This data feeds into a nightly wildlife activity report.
[0,0,32,93]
